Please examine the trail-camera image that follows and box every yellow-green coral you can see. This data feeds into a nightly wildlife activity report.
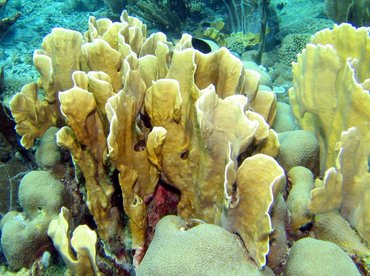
[223,154,286,269]
[48,207,99,276]
[289,23,370,173]
[289,23,370,246]
[9,10,282,271]
[9,28,83,148]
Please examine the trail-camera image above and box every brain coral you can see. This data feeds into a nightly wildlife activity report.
[137,215,270,276]
[276,130,319,172]
[35,127,61,169]
[0,170,71,270]
[1,213,50,270]
[284,237,360,275]
[18,170,71,219]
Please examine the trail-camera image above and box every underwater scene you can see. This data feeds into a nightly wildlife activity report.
[0,0,369,275]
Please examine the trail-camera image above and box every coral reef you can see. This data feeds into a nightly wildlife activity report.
[290,23,369,173]
[268,194,288,273]
[1,8,368,275]
[222,154,285,269]
[272,0,333,39]
[289,24,370,247]
[7,9,282,272]
[313,211,370,258]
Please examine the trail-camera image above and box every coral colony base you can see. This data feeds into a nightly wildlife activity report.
[0,6,369,276]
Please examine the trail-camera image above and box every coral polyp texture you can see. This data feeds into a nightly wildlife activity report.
[2,10,367,275]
